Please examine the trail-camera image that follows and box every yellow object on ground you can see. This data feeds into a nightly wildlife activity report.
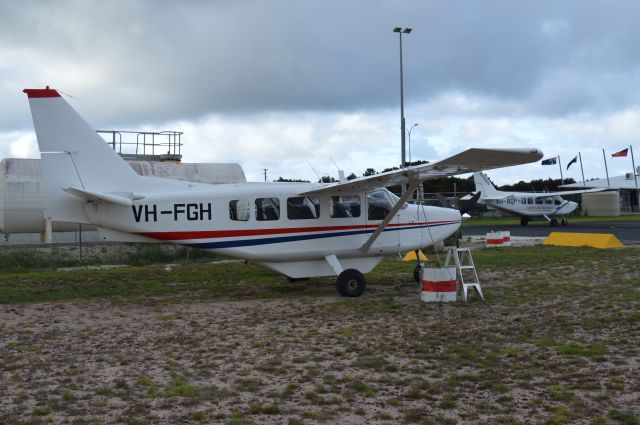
[543,232,624,249]
[403,250,428,261]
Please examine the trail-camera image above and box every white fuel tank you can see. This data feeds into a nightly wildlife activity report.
[0,158,246,233]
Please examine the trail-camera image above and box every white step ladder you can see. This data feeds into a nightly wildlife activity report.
[444,247,484,301]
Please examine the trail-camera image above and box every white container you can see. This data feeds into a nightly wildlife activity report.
[421,267,457,302]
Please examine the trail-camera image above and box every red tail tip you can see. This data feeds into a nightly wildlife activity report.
[23,87,61,98]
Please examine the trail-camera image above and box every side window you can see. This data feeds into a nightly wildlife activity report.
[535,198,544,204]
[527,198,534,205]
[229,199,250,221]
[287,196,320,219]
[256,198,280,221]
[367,190,393,220]
[330,195,361,218]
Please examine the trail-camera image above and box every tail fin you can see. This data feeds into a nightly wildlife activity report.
[472,172,500,198]
[24,87,140,223]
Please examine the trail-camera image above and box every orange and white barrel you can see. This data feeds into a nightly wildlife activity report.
[421,267,457,302]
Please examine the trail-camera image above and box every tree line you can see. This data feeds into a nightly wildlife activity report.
[275,163,575,194]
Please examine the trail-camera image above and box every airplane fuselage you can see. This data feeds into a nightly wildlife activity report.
[481,194,577,218]
[90,182,461,278]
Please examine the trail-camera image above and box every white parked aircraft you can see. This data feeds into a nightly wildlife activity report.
[471,172,604,226]
[24,87,542,296]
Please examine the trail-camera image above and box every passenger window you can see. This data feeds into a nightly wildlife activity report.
[367,190,393,220]
[554,199,562,205]
[229,199,250,221]
[535,198,543,204]
[527,198,533,205]
[330,195,361,218]
[287,196,320,219]
[256,198,280,221]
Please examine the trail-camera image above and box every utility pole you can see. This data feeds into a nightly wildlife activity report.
[262,168,268,182]
[393,27,412,194]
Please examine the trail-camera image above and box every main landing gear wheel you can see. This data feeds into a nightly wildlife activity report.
[550,218,558,226]
[336,269,366,297]
[520,217,529,226]
[561,218,568,226]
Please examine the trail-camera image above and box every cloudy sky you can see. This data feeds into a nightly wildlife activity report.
[2,0,640,185]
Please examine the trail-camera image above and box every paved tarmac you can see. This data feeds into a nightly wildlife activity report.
[462,219,640,245]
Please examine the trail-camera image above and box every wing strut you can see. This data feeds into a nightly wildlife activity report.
[359,178,421,253]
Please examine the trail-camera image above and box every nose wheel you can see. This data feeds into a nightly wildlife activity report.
[413,264,422,283]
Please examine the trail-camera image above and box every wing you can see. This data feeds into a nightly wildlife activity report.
[299,148,543,196]
[527,188,607,198]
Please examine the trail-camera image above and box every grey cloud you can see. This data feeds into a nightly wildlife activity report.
[2,0,640,131]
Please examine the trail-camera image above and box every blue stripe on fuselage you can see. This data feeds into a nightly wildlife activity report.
[184,221,458,249]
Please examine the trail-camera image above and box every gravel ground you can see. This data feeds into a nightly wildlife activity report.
[0,247,639,424]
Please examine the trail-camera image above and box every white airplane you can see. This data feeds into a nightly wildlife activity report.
[471,172,604,226]
[23,87,542,296]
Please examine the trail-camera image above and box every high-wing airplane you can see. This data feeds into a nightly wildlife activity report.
[470,172,605,226]
[23,87,543,296]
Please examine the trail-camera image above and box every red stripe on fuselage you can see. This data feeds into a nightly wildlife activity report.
[136,220,459,241]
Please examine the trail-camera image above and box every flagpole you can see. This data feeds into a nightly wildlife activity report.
[602,149,610,187]
[578,152,585,187]
[558,155,563,184]
[631,145,638,188]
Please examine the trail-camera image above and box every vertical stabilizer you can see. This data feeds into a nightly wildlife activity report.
[472,172,500,198]
[23,87,140,223]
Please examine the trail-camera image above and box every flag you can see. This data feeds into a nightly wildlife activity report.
[612,148,628,157]
[541,157,557,165]
[567,156,577,169]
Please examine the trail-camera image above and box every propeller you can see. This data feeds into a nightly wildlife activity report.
[436,191,481,215]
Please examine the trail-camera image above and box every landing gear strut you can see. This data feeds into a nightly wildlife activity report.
[336,269,366,297]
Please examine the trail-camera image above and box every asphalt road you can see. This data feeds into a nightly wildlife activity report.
[462,219,640,245]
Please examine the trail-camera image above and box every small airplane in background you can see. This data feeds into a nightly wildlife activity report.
[470,172,605,226]
[23,87,543,296]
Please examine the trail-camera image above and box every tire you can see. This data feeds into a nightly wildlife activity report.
[336,269,366,297]
[550,218,558,226]
[413,264,422,283]
[520,217,529,226]
[561,218,567,226]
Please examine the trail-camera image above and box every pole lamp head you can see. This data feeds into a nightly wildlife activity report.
[393,27,402,32]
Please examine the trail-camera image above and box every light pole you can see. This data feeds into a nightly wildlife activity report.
[393,27,412,170]
[407,123,418,165]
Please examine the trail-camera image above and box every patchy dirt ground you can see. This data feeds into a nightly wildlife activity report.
[0,246,639,424]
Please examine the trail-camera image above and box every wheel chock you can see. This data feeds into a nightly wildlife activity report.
[403,250,428,262]
[543,232,623,249]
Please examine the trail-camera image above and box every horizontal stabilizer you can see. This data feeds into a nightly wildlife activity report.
[63,187,146,206]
